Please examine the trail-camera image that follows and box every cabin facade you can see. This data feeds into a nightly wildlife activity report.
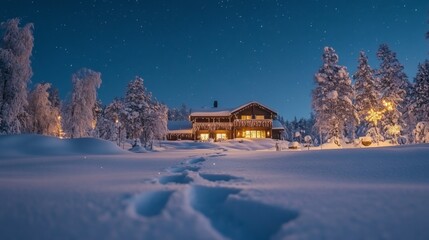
[167,101,284,141]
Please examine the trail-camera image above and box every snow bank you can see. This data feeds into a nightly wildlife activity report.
[0,134,128,158]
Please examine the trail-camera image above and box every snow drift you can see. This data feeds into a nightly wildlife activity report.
[0,134,128,157]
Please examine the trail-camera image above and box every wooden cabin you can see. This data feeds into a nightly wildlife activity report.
[167,101,284,141]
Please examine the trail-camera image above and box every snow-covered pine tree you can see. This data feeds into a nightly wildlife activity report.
[97,98,126,143]
[154,101,168,142]
[354,51,380,135]
[179,103,190,120]
[168,104,190,121]
[68,68,102,138]
[168,107,179,121]
[312,47,357,144]
[142,100,168,149]
[47,85,61,109]
[410,60,429,122]
[27,83,60,135]
[124,76,150,141]
[0,18,34,134]
[376,44,409,142]
[283,116,316,143]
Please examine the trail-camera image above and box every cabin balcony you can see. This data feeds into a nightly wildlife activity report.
[193,122,233,131]
[233,119,272,128]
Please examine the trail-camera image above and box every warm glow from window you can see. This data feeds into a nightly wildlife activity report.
[241,115,252,120]
[200,133,209,141]
[244,130,266,138]
[216,133,226,140]
[255,115,265,120]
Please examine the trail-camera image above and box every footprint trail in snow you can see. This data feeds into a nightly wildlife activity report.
[126,151,299,239]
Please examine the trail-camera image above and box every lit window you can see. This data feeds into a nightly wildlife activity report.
[255,115,265,120]
[244,130,266,138]
[200,133,209,141]
[216,133,226,140]
[241,115,251,120]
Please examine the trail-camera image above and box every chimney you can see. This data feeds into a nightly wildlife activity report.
[213,100,218,108]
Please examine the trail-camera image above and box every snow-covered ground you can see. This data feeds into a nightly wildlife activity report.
[1,135,429,240]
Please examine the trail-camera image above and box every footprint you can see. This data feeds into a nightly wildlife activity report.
[159,173,193,185]
[208,153,227,158]
[185,165,201,172]
[199,173,243,182]
[166,166,186,173]
[127,190,174,218]
[167,165,200,173]
[217,148,228,152]
[187,157,206,164]
[189,185,298,240]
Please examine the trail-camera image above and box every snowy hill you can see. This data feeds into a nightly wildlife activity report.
[1,135,429,240]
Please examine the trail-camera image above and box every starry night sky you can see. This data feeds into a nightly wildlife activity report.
[2,0,429,119]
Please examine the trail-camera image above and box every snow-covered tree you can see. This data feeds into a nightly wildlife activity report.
[408,60,429,142]
[168,103,190,121]
[123,76,168,149]
[97,98,126,144]
[282,115,316,143]
[47,85,61,109]
[124,76,151,141]
[142,100,168,149]
[354,51,381,135]
[0,18,34,134]
[26,83,61,136]
[410,60,429,122]
[312,47,357,143]
[413,121,429,143]
[376,44,409,141]
[66,68,102,138]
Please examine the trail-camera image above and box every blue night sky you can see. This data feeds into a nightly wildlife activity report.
[2,0,428,119]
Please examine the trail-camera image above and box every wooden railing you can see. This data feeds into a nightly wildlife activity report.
[192,119,272,132]
[193,122,233,131]
[233,119,272,128]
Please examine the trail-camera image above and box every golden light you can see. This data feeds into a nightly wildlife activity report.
[386,124,401,136]
[365,109,383,126]
[56,115,64,139]
[382,100,393,111]
[115,119,119,124]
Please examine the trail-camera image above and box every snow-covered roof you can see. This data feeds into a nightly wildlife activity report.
[230,101,277,115]
[167,120,193,131]
[189,109,232,117]
[272,120,285,130]
[189,101,277,117]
